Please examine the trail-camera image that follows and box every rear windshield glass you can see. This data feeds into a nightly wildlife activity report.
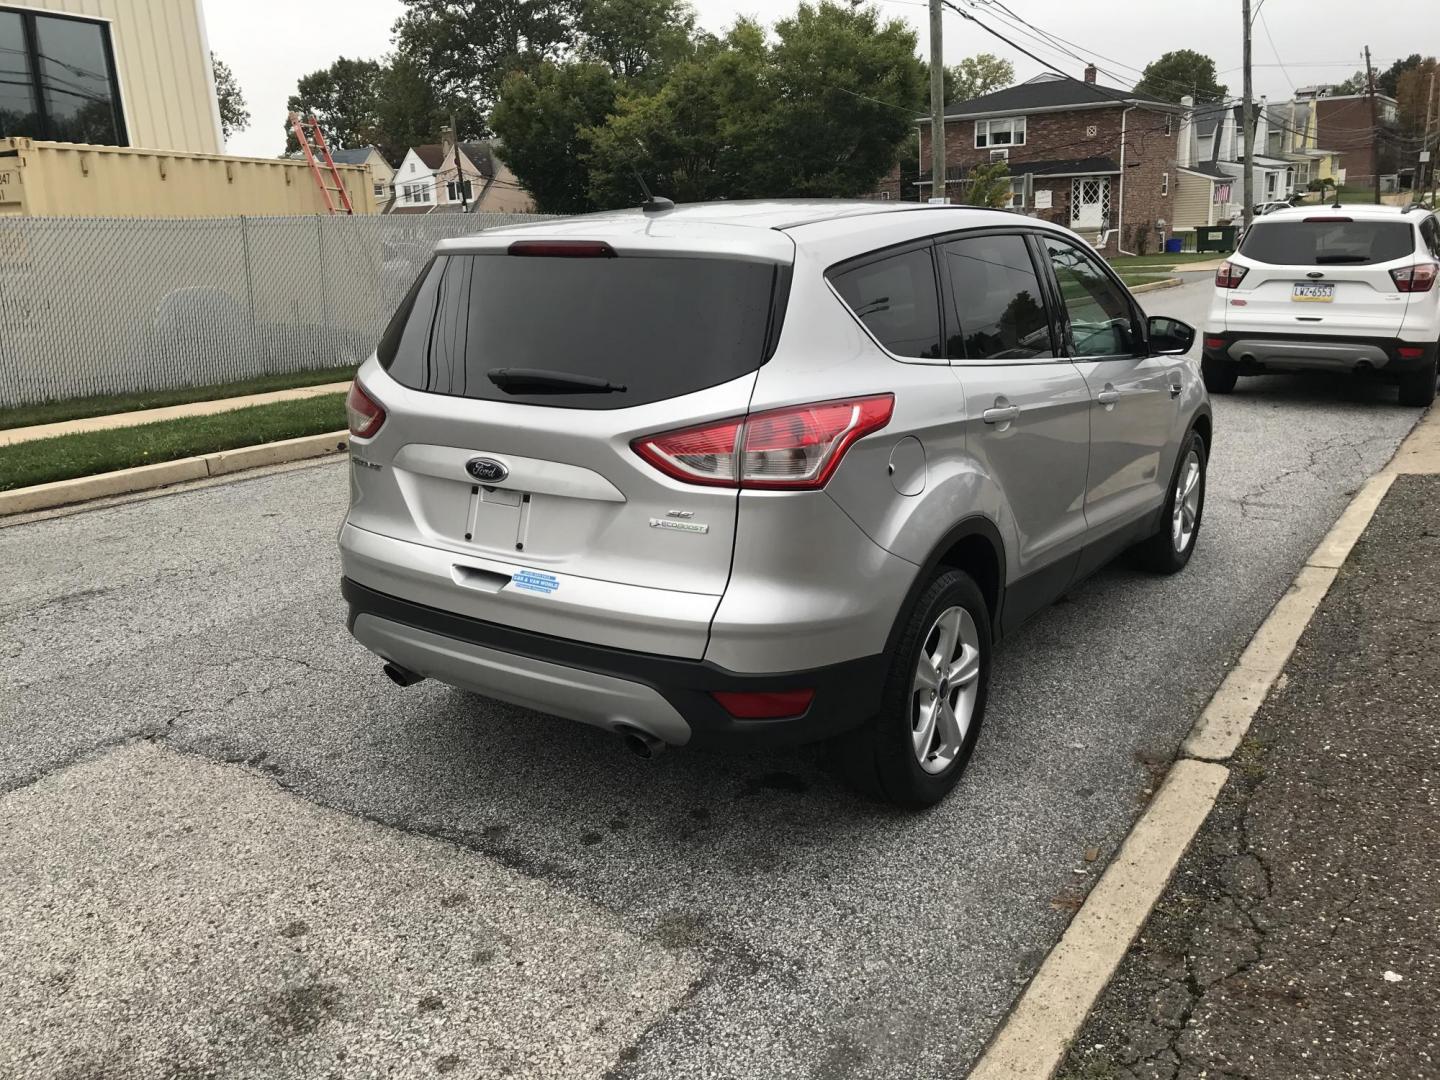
[1240,220,1415,265]
[378,252,784,409]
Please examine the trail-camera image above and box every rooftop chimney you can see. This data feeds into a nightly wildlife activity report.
[1084,63,1097,84]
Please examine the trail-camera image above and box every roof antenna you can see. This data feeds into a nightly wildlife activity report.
[632,167,675,213]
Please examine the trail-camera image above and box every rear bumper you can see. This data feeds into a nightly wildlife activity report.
[1203,331,1437,374]
[342,578,886,751]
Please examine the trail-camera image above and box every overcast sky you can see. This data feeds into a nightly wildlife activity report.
[205,0,1417,159]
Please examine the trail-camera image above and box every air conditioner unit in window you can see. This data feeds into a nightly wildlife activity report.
[990,148,1009,163]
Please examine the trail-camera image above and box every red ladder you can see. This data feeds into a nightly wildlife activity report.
[289,111,354,215]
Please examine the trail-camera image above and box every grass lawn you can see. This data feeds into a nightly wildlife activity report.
[0,393,347,492]
[1117,273,1176,288]
[0,365,357,432]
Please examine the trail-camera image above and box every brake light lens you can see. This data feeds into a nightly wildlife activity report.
[1397,345,1426,360]
[508,240,616,258]
[346,381,386,439]
[1303,216,1353,223]
[711,689,815,719]
[1391,262,1437,293]
[1204,336,1227,351]
[632,395,895,490]
[1215,261,1248,289]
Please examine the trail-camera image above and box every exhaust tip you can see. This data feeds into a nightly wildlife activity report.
[617,725,666,759]
[383,661,424,688]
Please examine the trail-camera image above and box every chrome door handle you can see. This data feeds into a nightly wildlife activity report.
[1169,382,1182,398]
[1096,389,1121,405]
[982,405,1020,424]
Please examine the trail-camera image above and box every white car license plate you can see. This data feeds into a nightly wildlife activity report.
[1292,282,1335,302]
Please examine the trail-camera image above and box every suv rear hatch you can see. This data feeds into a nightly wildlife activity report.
[344,224,793,659]
[1224,216,1419,336]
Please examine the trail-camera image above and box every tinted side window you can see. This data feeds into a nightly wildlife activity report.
[1421,217,1440,258]
[940,233,1054,361]
[830,248,942,359]
[1042,237,1139,358]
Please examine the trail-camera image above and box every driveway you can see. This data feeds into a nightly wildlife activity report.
[0,275,1424,1079]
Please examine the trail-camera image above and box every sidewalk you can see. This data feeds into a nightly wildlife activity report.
[1057,474,1440,1080]
[0,382,351,448]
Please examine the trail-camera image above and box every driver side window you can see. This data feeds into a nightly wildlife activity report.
[1042,237,1138,358]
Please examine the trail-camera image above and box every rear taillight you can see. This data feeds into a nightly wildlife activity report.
[711,689,815,719]
[632,395,894,490]
[1397,345,1427,360]
[1204,336,1227,351]
[1215,261,1248,289]
[346,381,386,439]
[1391,262,1437,293]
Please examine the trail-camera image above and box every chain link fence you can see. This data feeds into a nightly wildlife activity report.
[0,212,554,408]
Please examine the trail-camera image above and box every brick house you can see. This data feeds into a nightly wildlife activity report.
[879,67,1184,255]
[1297,90,1400,189]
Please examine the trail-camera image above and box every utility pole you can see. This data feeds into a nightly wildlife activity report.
[450,112,469,213]
[1241,0,1254,231]
[928,0,946,204]
[1420,71,1436,204]
[1365,47,1380,205]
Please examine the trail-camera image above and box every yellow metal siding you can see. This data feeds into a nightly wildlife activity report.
[9,0,222,154]
[0,139,377,217]
[1174,171,1212,230]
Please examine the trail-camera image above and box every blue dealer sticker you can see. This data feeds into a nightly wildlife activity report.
[512,570,559,595]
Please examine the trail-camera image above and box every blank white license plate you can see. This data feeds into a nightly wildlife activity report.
[1292,282,1335,302]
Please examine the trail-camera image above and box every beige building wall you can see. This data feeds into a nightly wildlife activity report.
[476,159,535,214]
[0,139,377,217]
[12,0,223,154]
[1173,171,1214,230]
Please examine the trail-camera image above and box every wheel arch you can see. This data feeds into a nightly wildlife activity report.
[887,515,1008,654]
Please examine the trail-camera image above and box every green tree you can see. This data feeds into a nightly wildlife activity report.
[491,61,619,213]
[944,53,1013,105]
[1332,72,1366,95]
[576,0,696,81]
[392,0,574,125]
[584,3,923,205]
[1134,50,1227,104]
[1395,57,1439,136]
[963,159,1011,209]
[374,53,448,162]
[1380,54,1423,98]
[285,57,384,152]
[211,53,249,139]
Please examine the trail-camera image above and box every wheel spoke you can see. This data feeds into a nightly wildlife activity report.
[1183,461,1200,498]
[947,645,980,687]
[914,654,940,694]
[935,699,963,749]
[933,608,963,664]
[1181,504,1196,529]
[913,700,938,760]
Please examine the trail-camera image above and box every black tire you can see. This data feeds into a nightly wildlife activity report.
[839,569,991,808]
[1398,356,1438,407]
[1133,429,1207,574]
[1201,356,1239,394]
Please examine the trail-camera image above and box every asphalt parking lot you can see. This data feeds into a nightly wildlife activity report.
[0,276,1426,1080]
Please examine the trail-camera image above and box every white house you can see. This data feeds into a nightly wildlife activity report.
[389,140,533,214]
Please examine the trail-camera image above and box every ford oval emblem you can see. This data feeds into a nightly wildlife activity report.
[466,457,509,483]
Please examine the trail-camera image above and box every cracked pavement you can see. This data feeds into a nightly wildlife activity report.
[1058,474,1440,1080]
[0,277,1429,1079]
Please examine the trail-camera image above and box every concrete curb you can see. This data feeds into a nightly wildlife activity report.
[0,431,349,516]
[1128,277,1184,294]
[964,405,1440,1080]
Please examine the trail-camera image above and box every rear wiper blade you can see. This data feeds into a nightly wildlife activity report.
[486,368,627,394]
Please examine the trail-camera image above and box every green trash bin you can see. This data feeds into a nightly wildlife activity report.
[1196,225,1239,253]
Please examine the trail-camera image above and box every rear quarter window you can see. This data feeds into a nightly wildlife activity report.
[1240,219,1416,265]
[828,247,943,360]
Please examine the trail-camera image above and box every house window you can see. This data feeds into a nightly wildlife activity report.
[1161,172,1169,196]
[403,183,426,204]
[1165,114,1173,136]
[0,7,127,144]
[446,179,474,201]
[1008,177,1027,209]
[374,182,386,198]
[975,116,1026,148]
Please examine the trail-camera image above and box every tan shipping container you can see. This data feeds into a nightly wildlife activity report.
[0,139,377,218]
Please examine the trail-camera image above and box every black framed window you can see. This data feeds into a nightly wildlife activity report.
[829,247,943,360]
[0,7,126,145]
[940,233,1055,362]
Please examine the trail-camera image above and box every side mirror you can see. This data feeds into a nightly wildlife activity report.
[1148,315,1195,356]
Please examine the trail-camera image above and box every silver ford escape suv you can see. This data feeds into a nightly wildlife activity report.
[340,201,1211,807]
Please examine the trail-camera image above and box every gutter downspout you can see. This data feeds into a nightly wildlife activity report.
[1114,105,1137,255]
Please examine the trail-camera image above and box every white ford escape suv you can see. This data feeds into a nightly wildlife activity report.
[340,201,1211,806]
[1202,204,1440,404]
